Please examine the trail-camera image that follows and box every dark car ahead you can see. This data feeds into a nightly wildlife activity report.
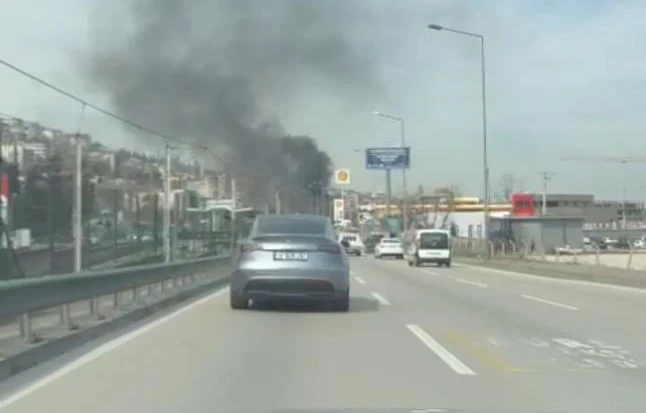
[229,214,351,311]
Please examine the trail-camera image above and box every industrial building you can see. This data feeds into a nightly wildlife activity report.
[513,193,646,228]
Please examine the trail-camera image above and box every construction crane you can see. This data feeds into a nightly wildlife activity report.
[561,156,646,163]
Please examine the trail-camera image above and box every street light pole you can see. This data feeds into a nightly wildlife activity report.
[231,176,237,250]
[73,136,83,273]
[428,24,489,240]
[539,171,554,215]
[373,111,408,231]
[622,188,627,229]
[399,118,408,230]
[163,144,171,264]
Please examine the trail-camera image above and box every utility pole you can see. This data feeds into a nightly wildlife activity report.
[385,168,392,218]
[112,189,119,256]
[135,194,141,244]
[153,193,159,253]
[230,176,237,250]
[163,144,171,263]
[622,188,627,229]
[47,173,55,273]
[539,171,554,215]
[275,187,281,215]
[399,119,408,231]
[73,137,83,273]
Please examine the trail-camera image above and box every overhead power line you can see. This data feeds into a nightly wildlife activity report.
[0,57,270,187]
[0,57,182,145]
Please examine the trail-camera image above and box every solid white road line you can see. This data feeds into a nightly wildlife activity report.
[521,294,579,311]
[411,409,447,413]
[455,262,646,294]
[371,292,391,305]
[456,278,488,288]
[0,286,230,409]
[354,276,367,285]
[406,324,476,376]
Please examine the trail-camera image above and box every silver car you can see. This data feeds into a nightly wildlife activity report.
[229,214,351,311]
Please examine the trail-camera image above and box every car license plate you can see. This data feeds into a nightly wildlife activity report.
[274,251,308,261]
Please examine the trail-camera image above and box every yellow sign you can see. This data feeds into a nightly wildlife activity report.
[335,168,350,185]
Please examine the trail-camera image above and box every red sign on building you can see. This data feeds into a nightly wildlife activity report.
[511,193,536,216]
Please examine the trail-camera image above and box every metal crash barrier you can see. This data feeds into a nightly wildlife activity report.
[0,255,232,343]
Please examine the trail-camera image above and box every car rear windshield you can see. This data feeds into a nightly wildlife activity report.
[342,236,357,242]
[419,233,448,249]
[257,218,327,235]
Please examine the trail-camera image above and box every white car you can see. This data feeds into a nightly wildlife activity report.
[374,238,404,259]
[338,233,364,256]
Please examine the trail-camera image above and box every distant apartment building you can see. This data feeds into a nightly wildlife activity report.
[0,142,47,169]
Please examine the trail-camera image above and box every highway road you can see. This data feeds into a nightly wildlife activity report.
[0,256,645,412]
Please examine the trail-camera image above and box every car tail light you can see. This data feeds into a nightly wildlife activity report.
[318,244,342,254]
[240,243,262,253]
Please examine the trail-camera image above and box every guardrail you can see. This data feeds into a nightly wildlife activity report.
[0,255,231,343]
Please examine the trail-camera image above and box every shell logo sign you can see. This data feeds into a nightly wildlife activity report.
[335,168,350,185]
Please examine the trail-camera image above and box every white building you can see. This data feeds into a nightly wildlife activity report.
[427,210,510,239]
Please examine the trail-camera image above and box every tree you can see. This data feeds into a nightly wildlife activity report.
[13,155,69,237]
[13,153,97,238]
[433,185,461,230]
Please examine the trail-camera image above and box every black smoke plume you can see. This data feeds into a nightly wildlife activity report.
[85,0,381,209]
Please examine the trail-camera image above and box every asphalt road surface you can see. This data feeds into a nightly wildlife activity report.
[0,256,645,413]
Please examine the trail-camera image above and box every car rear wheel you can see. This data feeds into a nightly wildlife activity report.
[230,291,248,310]
[414,256,421,267]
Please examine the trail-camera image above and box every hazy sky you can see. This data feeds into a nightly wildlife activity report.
[0,0,644,201]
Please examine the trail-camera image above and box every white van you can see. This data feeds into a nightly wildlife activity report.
[405,229,451,267]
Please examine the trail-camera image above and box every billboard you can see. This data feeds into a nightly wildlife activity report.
[365,147,410,169]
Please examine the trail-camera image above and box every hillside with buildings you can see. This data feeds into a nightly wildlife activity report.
[0,115,240,244]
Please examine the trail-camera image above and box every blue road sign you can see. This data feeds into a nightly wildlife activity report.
[365,147,410,170]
